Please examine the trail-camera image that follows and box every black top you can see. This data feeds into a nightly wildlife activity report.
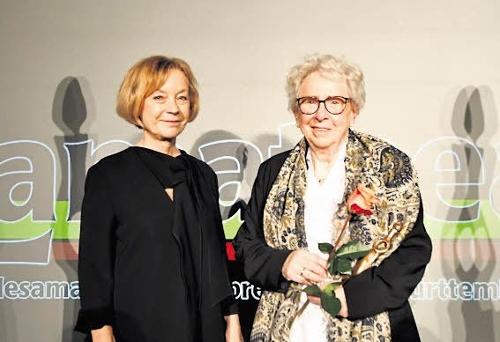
[233,150,432,342]
[75,147,235,342]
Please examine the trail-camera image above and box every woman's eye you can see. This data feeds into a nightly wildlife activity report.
[152,95,164,100]
[177,95,189,103]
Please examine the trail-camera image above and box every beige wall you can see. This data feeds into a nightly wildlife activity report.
[1,0,500,341]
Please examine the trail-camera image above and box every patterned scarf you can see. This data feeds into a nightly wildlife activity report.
[250,130,421,342]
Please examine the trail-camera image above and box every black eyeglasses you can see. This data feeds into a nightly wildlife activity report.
[296,96,351,115]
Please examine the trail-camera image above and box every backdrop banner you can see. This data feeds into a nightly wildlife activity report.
[1,1,500,341]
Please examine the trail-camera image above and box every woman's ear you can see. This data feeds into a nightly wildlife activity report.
[135,115,143,129]
[293,111,300,127]
[350,111,358,127]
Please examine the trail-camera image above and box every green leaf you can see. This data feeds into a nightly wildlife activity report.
[318,242,334,254]
[303,285,322,296]
[328,257,338,274]
[320,292,341,317]
[323,282,341,296]
[336,258,352,274]
[336,241,371,260]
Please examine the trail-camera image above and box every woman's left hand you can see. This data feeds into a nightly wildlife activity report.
[334,285,349,317]
[307,294,321,305]
[306,285,349,318]
[225,314,244,342]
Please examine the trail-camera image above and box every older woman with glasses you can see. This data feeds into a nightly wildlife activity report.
[234,54,432,341]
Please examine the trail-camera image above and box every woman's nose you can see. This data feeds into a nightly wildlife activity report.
[164,99,180,113]
[314,102,329,120]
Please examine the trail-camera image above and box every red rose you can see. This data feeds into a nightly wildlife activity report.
[347,182,380,216]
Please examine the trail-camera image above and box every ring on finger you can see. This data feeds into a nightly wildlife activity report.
[300,267,306,276]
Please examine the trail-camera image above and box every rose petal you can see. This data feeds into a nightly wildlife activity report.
[350,203,373,216]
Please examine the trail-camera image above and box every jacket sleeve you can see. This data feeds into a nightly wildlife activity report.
[75,165,116,332]
[233,158,292,292]
[207,168,239,316]
[343,199,432,319]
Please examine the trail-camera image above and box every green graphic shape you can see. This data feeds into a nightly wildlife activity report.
[1,200,499,241]
[222,210,244,239]
[0,201,80,239]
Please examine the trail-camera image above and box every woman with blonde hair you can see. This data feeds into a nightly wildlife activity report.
[76,55,242,342]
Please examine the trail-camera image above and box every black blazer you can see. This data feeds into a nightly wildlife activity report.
[76,147,234,342]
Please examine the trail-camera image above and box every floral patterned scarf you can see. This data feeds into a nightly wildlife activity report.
[250,129,421,342]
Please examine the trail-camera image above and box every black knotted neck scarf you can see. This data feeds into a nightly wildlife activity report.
[131,147,201,339]
[131,147,231,341]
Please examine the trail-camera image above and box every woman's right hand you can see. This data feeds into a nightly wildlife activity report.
[281,249,328,285]
[91,325,115,342]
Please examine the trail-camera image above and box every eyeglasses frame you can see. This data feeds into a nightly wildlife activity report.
[296,96,351,115]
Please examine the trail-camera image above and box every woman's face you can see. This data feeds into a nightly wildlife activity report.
[295,71,357,154]
[140,69,190,143]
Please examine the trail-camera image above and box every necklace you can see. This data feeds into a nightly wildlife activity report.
[314,160,335,184]
[309,147,340,184]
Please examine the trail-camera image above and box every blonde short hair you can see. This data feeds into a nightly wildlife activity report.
[285,54,365,114]
[116,55,199,127]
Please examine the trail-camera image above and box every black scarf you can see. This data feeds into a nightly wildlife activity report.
[133,147,232,341]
